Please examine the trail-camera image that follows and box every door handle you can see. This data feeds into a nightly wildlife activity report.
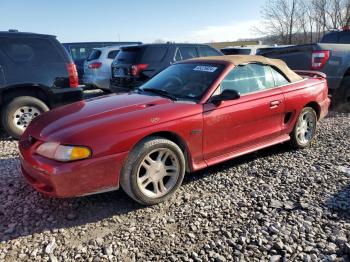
[270,100,281,108]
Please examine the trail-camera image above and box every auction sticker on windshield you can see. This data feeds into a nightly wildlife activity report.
[193,65,218,72]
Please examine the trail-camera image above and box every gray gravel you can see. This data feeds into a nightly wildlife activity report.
[0,111,349,262]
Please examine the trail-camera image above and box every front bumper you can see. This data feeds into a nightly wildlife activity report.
[19,137,128,198]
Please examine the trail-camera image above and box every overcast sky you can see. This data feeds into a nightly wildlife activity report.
[0,0,265,43]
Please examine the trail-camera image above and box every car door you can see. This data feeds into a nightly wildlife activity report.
[202,63,285,160]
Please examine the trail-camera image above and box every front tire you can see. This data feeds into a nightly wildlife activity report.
[1,96,49,139]
[120,136,186,205]
[290,107,317,149]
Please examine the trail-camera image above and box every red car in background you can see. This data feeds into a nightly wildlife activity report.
[19,55,330,205]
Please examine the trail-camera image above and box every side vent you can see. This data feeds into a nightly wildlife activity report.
[284,112,293,124]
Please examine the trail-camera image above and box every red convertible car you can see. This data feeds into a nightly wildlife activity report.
[19,56,330,205]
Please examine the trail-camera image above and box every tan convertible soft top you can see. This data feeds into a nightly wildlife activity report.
[189,55,303,83]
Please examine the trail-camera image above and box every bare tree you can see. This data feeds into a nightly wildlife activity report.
[259,0,300,44]
[258,0,350,44]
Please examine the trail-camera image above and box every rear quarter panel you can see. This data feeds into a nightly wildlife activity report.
[281,77,328,134]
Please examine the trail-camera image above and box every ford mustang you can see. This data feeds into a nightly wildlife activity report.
[19,55,330,205]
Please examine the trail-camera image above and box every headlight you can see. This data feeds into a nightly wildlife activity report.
[35,142,91,162]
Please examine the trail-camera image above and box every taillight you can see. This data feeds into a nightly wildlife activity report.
[311,50,330,70]
[130,64,148,77]
[66,63,79,88]
[88,62,102,69]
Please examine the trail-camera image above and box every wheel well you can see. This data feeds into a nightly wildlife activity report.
[0,86,50,108]
[305,102,320,119]
[144,131,191,173]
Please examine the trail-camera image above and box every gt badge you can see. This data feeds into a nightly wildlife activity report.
[150,117,160,123]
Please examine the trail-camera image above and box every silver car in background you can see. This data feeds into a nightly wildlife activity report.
[83,46,121,90]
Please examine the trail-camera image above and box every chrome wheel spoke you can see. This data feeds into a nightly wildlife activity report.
[139,174,151,185]
[158,179,167,193]
[156,150,169,163]
[165,165,177,173]
[152,181,160,194]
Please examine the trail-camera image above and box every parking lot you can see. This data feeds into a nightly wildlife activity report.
[0,104,349,261]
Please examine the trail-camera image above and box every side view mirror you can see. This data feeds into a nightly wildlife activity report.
[210,89,240,105]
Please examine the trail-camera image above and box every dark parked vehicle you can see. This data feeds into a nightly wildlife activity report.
[262,27,350,105]
[221,45,293,55]
[110,43,223,90]
[0,31,82,138]
[63,42,142,82]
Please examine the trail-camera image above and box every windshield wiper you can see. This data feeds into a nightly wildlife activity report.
[141,88,178,101]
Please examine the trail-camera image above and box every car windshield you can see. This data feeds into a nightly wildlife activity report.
[139,63,225,102]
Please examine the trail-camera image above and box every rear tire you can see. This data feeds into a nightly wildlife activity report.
[290,107,317,149]
[334,76,350,107]
[120,136,185,205]
[1,96,49,139]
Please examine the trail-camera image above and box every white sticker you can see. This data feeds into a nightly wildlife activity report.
[193,65,217,72]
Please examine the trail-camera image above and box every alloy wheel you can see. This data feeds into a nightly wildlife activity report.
[136,148,180,198]
[296,111,316,145]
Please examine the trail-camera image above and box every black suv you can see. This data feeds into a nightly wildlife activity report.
[110,43,223,90]
[0,31,83,138]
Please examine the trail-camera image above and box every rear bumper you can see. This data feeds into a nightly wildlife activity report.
[49,88,83,108]
[19,138,129,198]
[110,77,144,91]
[83,75,110,90]
[319,97,331,120]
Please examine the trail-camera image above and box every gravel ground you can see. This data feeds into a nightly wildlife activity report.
[0,110,349,262]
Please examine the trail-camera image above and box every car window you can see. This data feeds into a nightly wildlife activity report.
[179,46,198,60]
[198,46,221,57]
[174,47,182,62]
[142,46,168,62]
[116,46,141,63]
[339,34,350,44]
[221,48,251,55]
[270,67,290,86]
[140,63,225,102]
[217,64,275,96]
[0,37,62,63]
[70,45,96,61]
[107,50,119,59]
[87,49,101,61]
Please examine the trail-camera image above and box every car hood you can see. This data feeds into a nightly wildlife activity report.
[27,92,201,143]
